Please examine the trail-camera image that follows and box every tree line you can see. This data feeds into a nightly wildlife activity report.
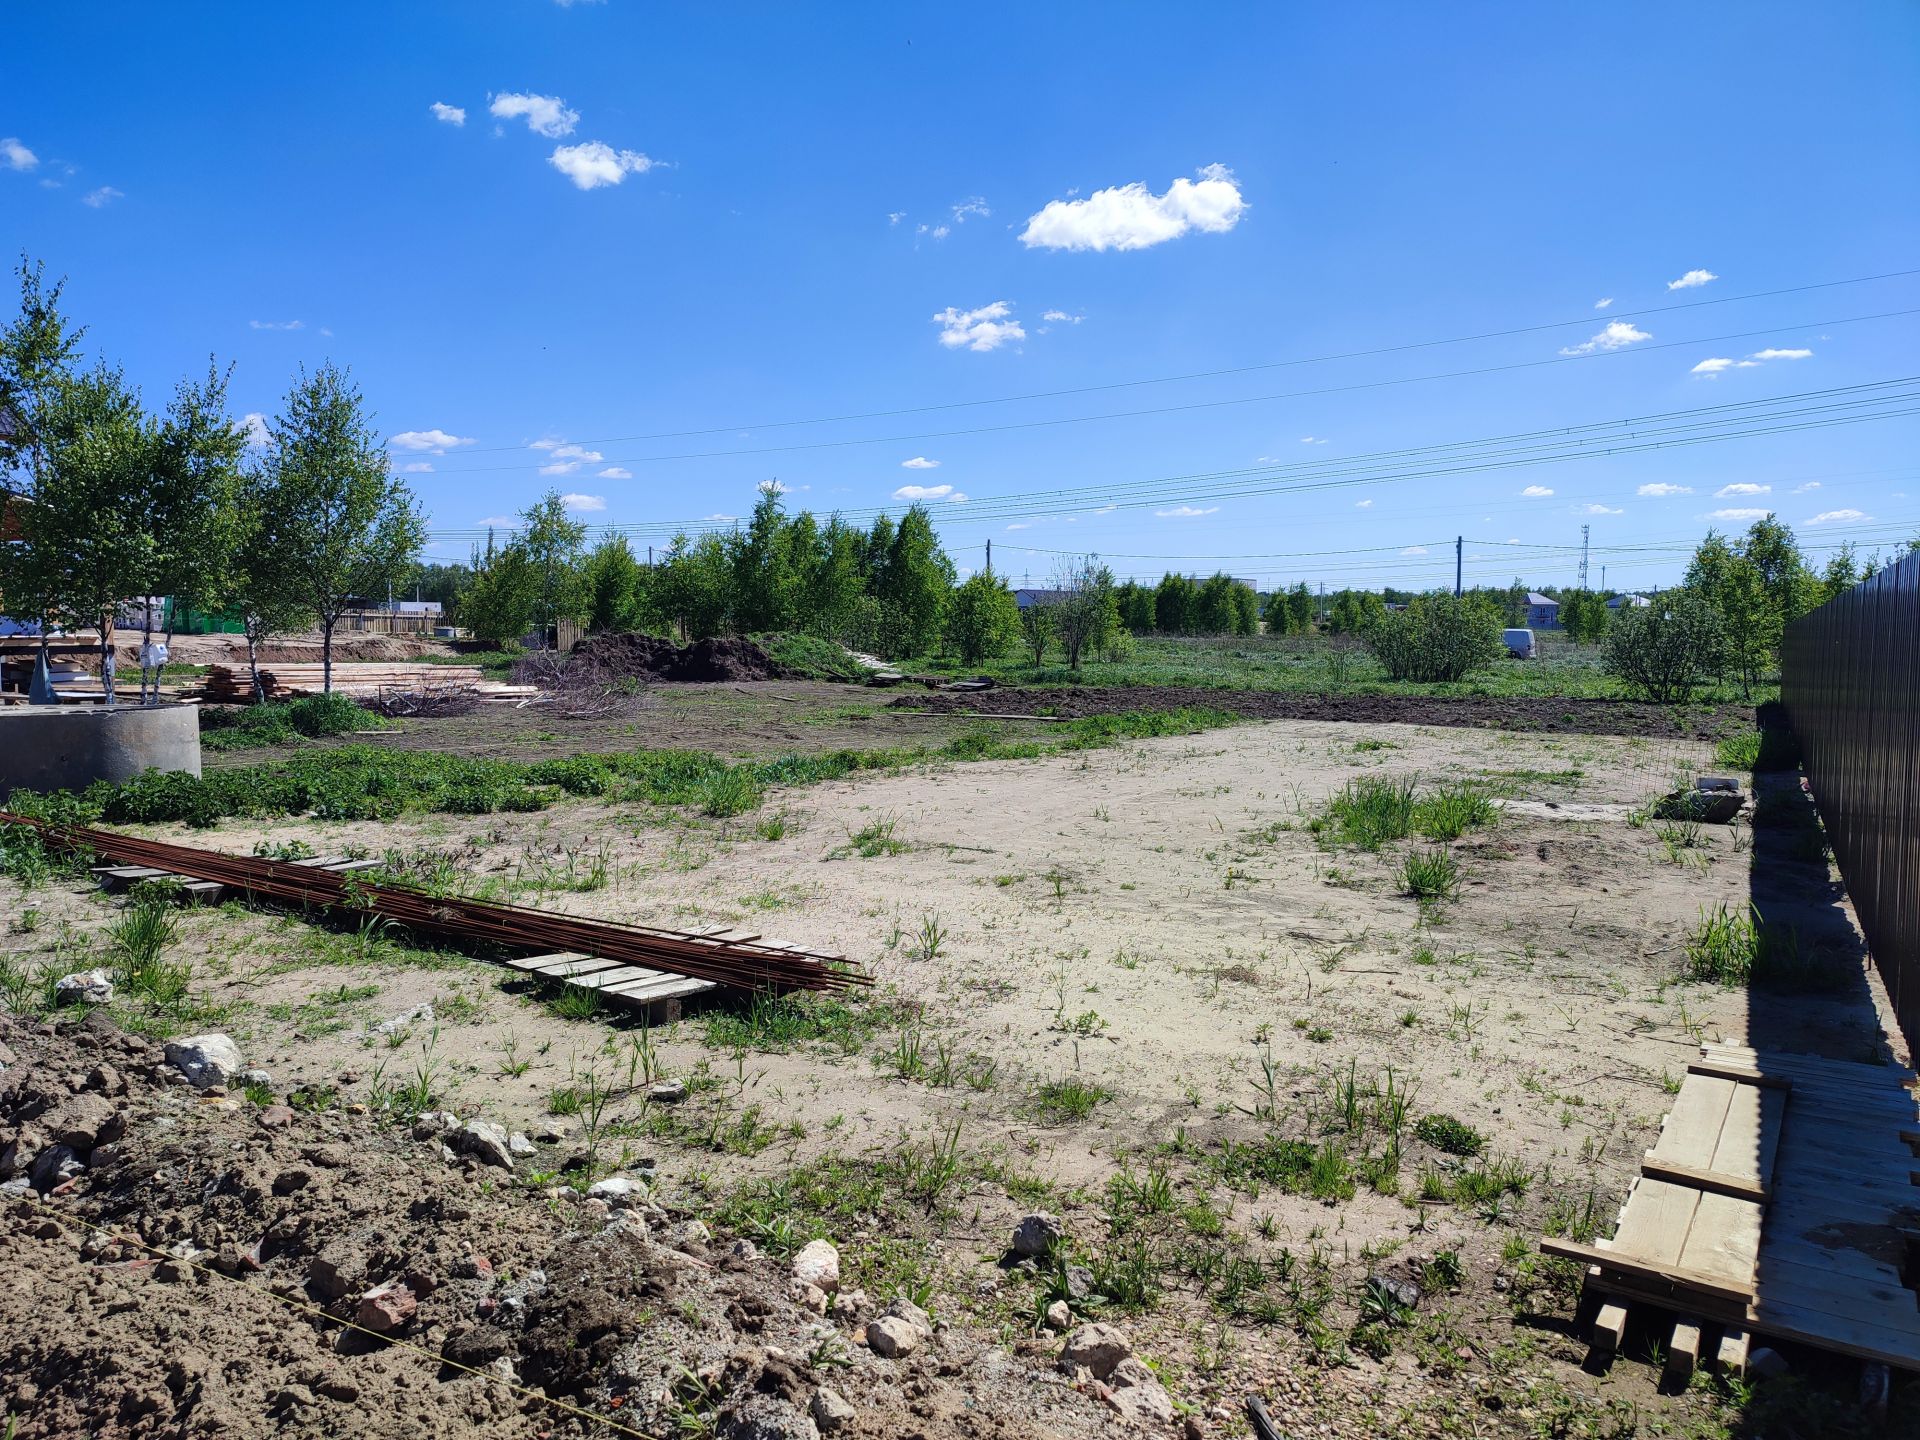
[0,260,424,697]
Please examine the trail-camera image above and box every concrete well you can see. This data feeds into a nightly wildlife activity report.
[0,703,202,799]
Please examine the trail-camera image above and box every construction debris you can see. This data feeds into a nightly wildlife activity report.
[4,814,864,999]
[565,633,788,684]
[199,663,536,704]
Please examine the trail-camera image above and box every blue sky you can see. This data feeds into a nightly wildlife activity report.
[5,2,1917,592]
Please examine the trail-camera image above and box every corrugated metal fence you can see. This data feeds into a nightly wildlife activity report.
[1781,548,1920,1048]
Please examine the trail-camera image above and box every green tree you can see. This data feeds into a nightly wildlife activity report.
[6,365,159,697]
[149,361,247,674]
[1047,555,1116,671]
[1817,543,1861,605]
[460,532,539,645]
[1017,598,1053,665]
[1114,580,1156,634]
[874,503,953,657]
[1558,590,1610,644]
[1154,572,1196,633]
[944,572,1019,665]
[0,257,85,485]
[1286,581,1314,634]
[1363,593,1503,683]
[519,489,589,644]
[582,535,646,633]
[1327,589,1385,635]
[230,463,315,702]
[256,364,425,691]
[1604,592,1726,702]
[656,531,733,639]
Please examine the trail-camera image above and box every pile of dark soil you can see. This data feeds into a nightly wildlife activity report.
[570,633,789,684]
[895,685,1756,740]
[0,1013,1107,1440]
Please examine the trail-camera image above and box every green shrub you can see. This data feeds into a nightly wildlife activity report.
[1414,1113,1485,1157]
[1362,594,1504,683]
[1399,846,1461,901]
[201,692,376,751]
[1320,776,1416,849]
[1603,591,1725,702]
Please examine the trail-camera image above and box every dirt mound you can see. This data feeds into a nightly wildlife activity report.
[569,633,788,683]
[895,685,1756,740]
[0,1013,1107,1440]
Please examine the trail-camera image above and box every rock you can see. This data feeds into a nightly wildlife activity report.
[455,1119,515,1169]
[1063,1265,1095,1303]
[355,1282,417,1333]
[42,1092,121,1151]
[586,1176,647,1206]
[791,1239,840,1293]
[865,1315,921,1358]
[272,1168,312,1196]
[1369,1272,1421,1311]
[1044,1300,1072,1332]
[410,1111,460,1140]
[882,1295,932,1338]
[810,1387,855,1433]
[309,1247,365,1300]
[29,1144,83,1192]
[1058,1322,1130,1380]
[374,1003,433,1037]
[164,1034,243,1090]
[84,1063,125,1095]
[0,1125,49,1179]
[507,1132,536,1157]
[672,1220,712,1252]
[1012,1212,1063,1257]
[1105,1358,1176,1426]
[648,1080,689,1103]
[1749,1346,1789,1380]
[829,1291,863,1324]
[727,1238,759,1264]
[239,1068,273,1088]
[720,1391,819,1440]
[260,1105,295,1129]
[54,969,114,1005]
[797,1284,828,1315]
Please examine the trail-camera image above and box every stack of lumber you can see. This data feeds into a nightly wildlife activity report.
[199,662,538,703]
[0,654,107,702]
[1543,1043,1920,1381]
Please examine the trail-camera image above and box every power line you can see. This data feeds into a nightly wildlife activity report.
[424,378,1920,541]
[406,267,1920,456]
[417,306,1920,472]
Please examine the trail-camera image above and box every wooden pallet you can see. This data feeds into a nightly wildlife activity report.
[1546,1043,1920,1379]
[500,948,722,1023]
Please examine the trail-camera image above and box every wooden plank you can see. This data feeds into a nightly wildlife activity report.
[1543,1237,1755,1304]
[1590,1268,1920,1370]
[1687,1060,1791,1091]
[1715,1328,1750,1377]
[601,971,716,1001]
[526,956,628,980]
[1677,1190,1763,1287]
[1653,1074,1736,1167]
[1667,1318,1702,1386]
[1609,1176,1702,1269]
[1642,1156,1768,1203]
[1753,1085,1788,1188]
[1710,1080,1769,1182]
[1591,1301,1628,1354]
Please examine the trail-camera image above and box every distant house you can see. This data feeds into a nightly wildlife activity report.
[1606,593,1651,610]
[1012,588,1070,611]
[1526,592,1561,629]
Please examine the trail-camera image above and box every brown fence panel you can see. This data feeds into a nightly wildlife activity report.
[1781,549,1920,1050]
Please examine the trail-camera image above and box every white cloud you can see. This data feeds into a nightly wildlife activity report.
[700,513,736,523]
[1005,522,1033,531]
[933,300,1025,353]
[249,319,303,331]
[1594,297,1613,309]
[1691,357,1736,375]
[1710,507,1773,521]
[597,466,632,479]
[1041,309,1083,325]
[539,462,581,476]
[1807,509,1868,525]
[1638,482,1692,496]
[1667,268,1718,290]
[1560,321,1651,357]
[1355,499,1373,508]
[1521,485,1554,497]
[477,515,518,528]
[430,102,466,126]
[1299,436,1329,445]
[561,493,605,511]
[391,428,475,453]
[1155,505,1220,518]
[1716,482,1770,497]
[1400,545,1428,556]
[1579,504,1624,515]
[530,439,603,462]
[894,483,969,502]
[1791,481,1820,494]
[549,141,653,190]
[1750,347,1812,361]
[1020,163,1246,252]
[81,186,124,208]
[489,92,578,138]
[399,461,434,474]
[241,412,271,447]
[951,196,990,222]
[1506,538,1521,545]
[887,211,905,226]
[1,137,37,172]
[916,223,950,241]
[900,456,940,470]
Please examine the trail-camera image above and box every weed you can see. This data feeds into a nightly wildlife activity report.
[1318,776,1415,850]
[1684,902,1845,990]
[913,914,947,962]
[109,883,191,1009]
[1414,1113,1485,1157]
[1399,847,1461,902]
[547,982,604,1021]
[1412,785,1497,841]
[1029,1076,1112,1125]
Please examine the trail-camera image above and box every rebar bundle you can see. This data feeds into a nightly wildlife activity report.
[1,813,864,995]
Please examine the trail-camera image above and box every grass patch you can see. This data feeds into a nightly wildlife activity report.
[1411,785,1496,841]
[1683,903,1848,991]
[1317,776,1416,849]
[1029,1076,1112,1125]
[200,692,384,751]
[701,990,912,1054]
[1414,1113,1486,1157]
[1399,846,1462,901]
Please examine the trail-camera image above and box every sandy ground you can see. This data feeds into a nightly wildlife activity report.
[2,716,1896,1434]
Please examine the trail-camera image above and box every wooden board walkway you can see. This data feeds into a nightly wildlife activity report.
[1545,1042,1920,1378]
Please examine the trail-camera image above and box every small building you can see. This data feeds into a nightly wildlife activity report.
[1012,588,1070,611]
[1526,592,1561,629]
[1606,593,1651,610]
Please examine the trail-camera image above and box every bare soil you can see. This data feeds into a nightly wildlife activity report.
[898,686,1759,741]
[2,716,1899,1437]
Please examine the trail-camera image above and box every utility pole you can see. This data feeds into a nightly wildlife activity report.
[647,545,653,569]
[1601,563,1607,592]
[1578,524,1590,589]
[985,538,992,577]
[1455,536,1463,598]
[1317,581,1326,622]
